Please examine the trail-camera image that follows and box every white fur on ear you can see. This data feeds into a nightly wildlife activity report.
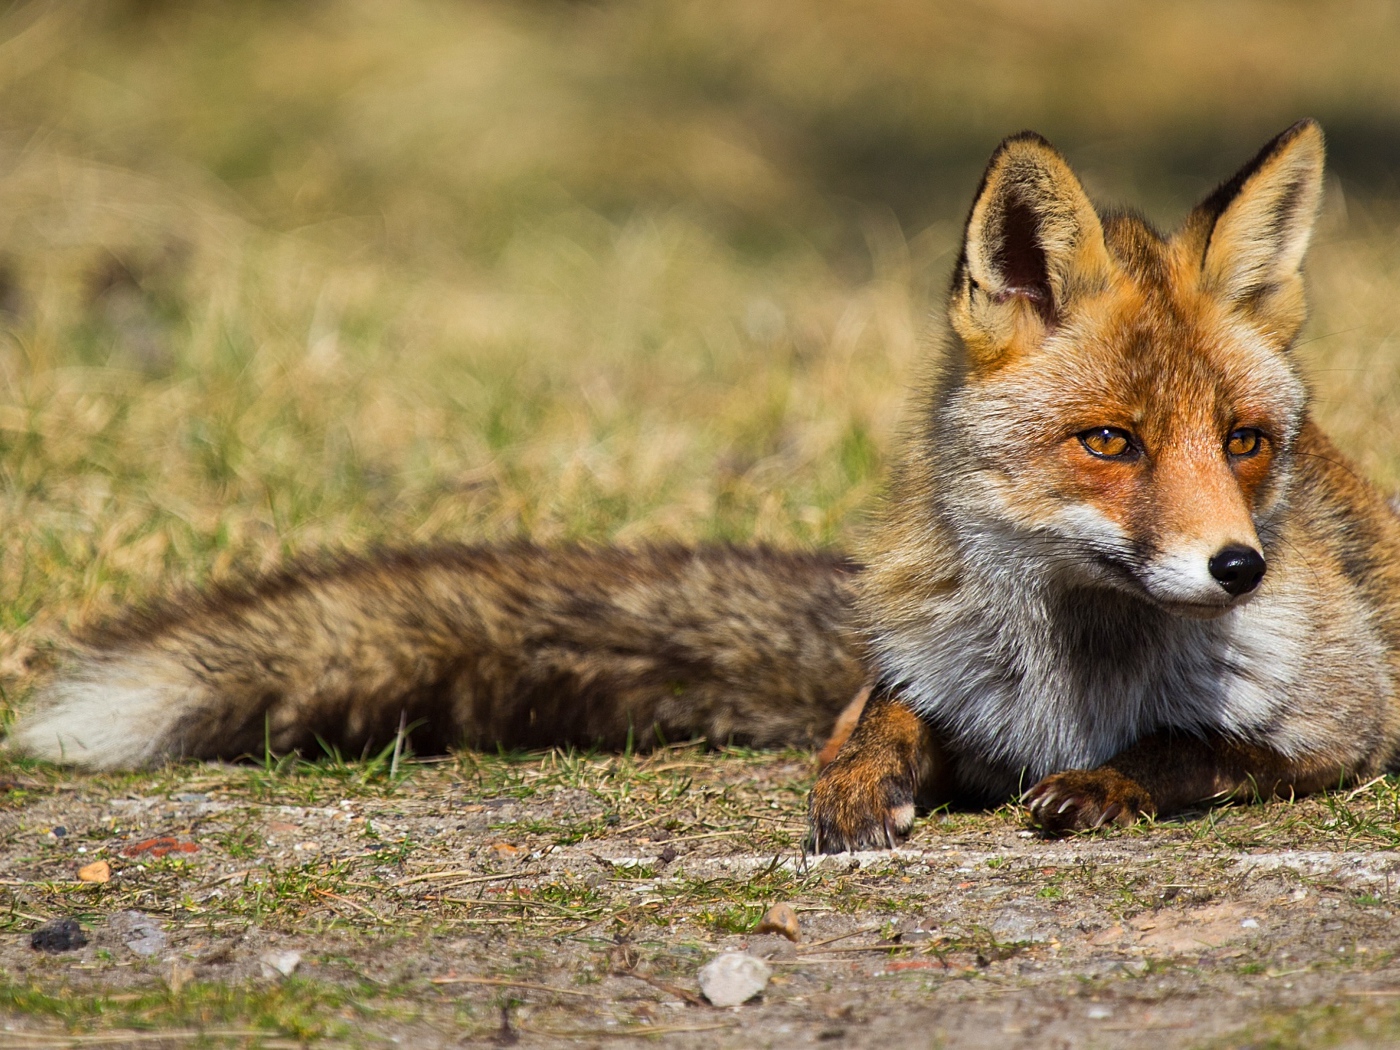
[950,133,1113,363]
[1200,120,1325,306]
[958,133,1112,326]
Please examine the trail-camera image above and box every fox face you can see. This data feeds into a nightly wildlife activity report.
[933,122,1324,619]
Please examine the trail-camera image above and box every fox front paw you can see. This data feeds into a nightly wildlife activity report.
[1023,768,1155,835]
[807,753,916,853]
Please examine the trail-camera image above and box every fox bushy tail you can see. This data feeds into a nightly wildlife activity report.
[7,544,866,769]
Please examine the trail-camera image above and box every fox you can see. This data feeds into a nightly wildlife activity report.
[9,119,1400,856]
[809,117,1400,851]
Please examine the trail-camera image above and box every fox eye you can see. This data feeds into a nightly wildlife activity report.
[1078,427,1136,460]
[1226,428,1263,458]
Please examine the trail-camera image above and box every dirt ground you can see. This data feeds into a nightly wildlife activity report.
[4,748,1400,1049]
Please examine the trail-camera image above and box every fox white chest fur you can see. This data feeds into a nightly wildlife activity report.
[872,522,1393,802]
[874,584,1283,800]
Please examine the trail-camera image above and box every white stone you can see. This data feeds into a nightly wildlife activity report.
[698,951,771,1007]
[260,950,302,978]
[110,911,166,958]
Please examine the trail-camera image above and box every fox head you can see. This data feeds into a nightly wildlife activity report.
[931,121,1325,618]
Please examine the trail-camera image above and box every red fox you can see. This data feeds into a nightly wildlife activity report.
[10,121,1400,854]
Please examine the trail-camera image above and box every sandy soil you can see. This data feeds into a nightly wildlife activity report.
[3,750,1399,1048]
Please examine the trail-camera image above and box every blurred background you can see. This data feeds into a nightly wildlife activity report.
[4,0,1400,687]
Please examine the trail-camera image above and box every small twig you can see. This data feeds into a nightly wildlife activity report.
[0,1031,271,1046]
[390,708,407,780]
[1344,775,1390,801]
[205,870,252,886]
[797,925,883,952]
[612,968,708,1008]
[3,907,50,923]
[604,801,700,837]
[662,829,749,844]
[516,1022,735,1038]
[428,976,602,999]
[394,869,536,888]
[438,917,521,926]
[797,943,912,956]
[311,888,384,922]
[424,896,604,919]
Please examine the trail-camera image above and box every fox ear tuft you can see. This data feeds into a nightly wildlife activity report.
[953,133,1112,362]
[1191,120,1325,336]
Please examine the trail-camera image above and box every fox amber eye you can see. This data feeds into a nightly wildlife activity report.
[1078,427,1136,459]
[1226,428,1263,458]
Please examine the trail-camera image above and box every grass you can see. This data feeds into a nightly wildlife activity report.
[4,2,1400,699]
[1205,1000,1400,1050]
[0,976,400,1043]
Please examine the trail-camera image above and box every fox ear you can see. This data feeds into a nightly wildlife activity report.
[951,132,1113,363]
[1189,120,1324,337]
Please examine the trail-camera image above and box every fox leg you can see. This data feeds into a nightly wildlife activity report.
[807,690,948,853]
[1024,732,1356,834]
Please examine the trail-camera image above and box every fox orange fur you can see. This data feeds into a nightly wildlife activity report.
[11,121,1400,854]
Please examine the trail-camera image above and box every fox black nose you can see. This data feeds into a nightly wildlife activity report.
[1208,545,1266,596]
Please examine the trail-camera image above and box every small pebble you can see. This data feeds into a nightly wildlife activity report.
[260,949,302,978]
[29,918,87,953]
[77,860,111,883]
[111,911,166,957]
[755,903,801,943]
[698,951,771,1007]
[896,926,936,943]
[120,837,198,859]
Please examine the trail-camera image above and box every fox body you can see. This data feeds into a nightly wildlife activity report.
[811,119,1400,849]
[11,121,1400,852]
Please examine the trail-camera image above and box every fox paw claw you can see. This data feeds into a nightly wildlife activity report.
[1023,769,1154,835]
[808,761,916,854]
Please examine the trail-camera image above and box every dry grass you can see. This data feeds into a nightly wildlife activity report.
[0,2,1398,651]
[2,1,1400,677]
